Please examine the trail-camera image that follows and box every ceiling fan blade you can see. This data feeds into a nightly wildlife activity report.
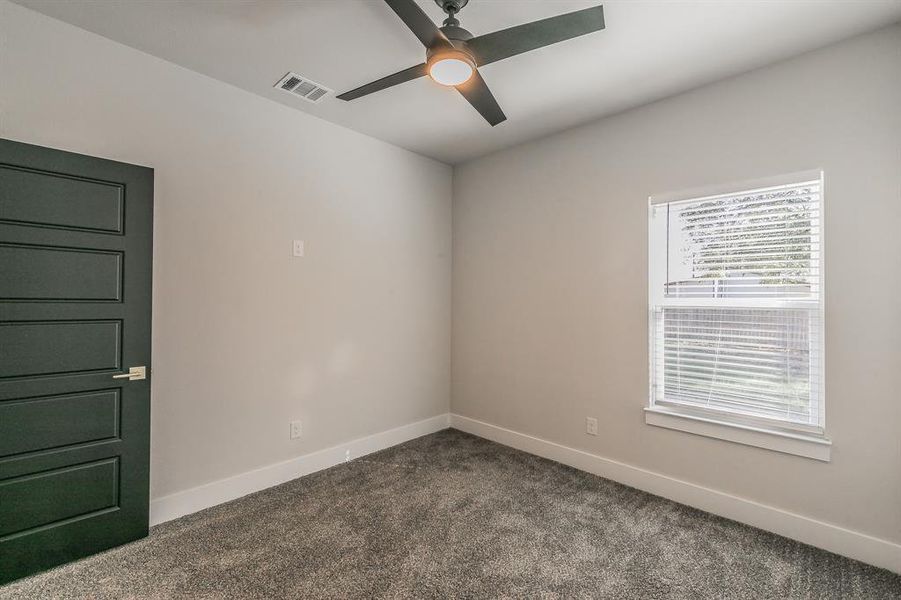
[456,71,506,126]
[468,5,605,67]
[337,63,428,101]
[383,0,453,50]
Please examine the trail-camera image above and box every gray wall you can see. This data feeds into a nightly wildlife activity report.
[0,0,452,500]
[3,0,899,551]
[452,25,901,544]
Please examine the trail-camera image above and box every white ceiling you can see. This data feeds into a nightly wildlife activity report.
[14,0,901,164]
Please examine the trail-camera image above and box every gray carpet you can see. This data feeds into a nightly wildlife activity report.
[2,429,899,599]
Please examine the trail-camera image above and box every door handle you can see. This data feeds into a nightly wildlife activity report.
[112,366,147,381]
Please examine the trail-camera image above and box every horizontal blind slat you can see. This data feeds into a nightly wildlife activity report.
[673,189,819,215]
[661,374,812,402]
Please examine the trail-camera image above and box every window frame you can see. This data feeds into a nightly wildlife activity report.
[646,170,830,461]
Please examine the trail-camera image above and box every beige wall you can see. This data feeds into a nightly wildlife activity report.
[0,1,452,500]
[452,25,901,544]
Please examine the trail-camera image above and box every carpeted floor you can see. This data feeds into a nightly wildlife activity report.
[2,429,899,599]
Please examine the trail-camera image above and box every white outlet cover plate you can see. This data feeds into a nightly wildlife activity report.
[292,240,304,257]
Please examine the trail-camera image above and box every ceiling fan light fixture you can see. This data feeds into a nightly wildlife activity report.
[428,51,475,86]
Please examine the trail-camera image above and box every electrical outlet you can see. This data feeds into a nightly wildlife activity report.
[292,240,304,257]
[290,420,302,439]
[586,417,598,436]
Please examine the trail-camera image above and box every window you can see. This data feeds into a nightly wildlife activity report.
[647,171,829,460]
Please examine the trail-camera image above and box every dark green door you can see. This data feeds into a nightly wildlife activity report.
[0,139,153,583]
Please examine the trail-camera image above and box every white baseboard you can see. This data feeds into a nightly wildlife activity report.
[150,413,451,526]
[450,413,901,574]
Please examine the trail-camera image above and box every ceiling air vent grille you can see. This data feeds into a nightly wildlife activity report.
[274,72,332,104]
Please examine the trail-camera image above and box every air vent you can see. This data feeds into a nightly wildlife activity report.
[274,72,332,104]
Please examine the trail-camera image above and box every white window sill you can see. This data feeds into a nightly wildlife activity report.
[644,406,831,462]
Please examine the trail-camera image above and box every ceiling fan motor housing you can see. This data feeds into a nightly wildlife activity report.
[429,18,475,67]
[435,0,469,14]
[439,23,473,43]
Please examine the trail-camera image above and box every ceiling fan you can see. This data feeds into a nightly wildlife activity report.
[337,0,606,126]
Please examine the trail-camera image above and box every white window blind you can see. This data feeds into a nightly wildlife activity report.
[648,173,824,434]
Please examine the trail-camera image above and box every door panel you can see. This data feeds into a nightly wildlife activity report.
[0,320,122,378]
[0,458,119,537]
[0,243,123,301]
[0,165,124,233]
[0,389,120,457]
[0,138,152,584]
